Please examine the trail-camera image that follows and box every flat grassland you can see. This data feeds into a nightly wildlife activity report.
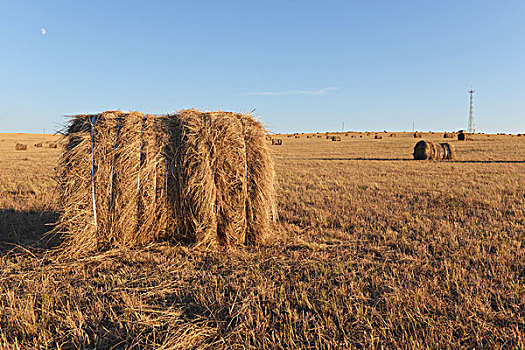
[0,132,524,349]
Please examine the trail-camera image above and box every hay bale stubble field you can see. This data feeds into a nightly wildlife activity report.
[0,131,525,348]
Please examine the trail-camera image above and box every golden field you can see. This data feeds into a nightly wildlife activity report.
[0,131,524,349]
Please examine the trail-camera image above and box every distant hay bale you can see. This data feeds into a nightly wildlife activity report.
[271,138,282,145]
[413,140,456,160]
[389,133,396,137]
[326,135,331,139]
[34,143,43,147]
[413,132,422,138]
[294,135,300,139]
[49,143,58,148]
[306,135,312,139]
[458,132,472,141]
[374,134,382,139]
[351,135,356,138]
[56,110,275,256]
[331,136,341,141]
[443,133,455,139]
[15,143,27,151]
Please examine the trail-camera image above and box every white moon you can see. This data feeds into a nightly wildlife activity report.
[41,28,46,35]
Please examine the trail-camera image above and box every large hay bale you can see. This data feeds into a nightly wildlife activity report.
[374,134,382,139]
[413,132,422,138]
[56,110,275,256]
[443,133,454,139]
[331,136,341,141]
[15,143,27,151]
[271,138,282,145]
[413,140,456,160]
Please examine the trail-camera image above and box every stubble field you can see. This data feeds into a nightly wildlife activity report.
[0,131,524,349]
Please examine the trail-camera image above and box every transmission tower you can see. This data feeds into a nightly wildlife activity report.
[468,89,475,133]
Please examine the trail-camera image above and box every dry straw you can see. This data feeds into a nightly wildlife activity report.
[56,110,275,256]
[413,140,456,160]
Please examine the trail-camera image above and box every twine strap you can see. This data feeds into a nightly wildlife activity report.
[90,115,98,230]
[108,117,123,210]
[154,118,158,203]
[137,116,146,216]
[165,157,169,204]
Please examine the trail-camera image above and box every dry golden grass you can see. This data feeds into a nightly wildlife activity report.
[1,132,524,349]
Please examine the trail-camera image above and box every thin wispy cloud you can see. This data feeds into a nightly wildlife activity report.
[244,87,338,96]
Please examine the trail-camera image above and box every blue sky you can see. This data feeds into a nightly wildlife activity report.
[0,0,523,133]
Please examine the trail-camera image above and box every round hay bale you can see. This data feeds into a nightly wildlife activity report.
[15,143,27,151]
[271,138,282,145]
[34,143,43,147]
[331,136,341,141]
[458,132,472,141]
[56,109,275,256]
[374,134,382,139]
[413,140,456,160]
[413,132,422,138]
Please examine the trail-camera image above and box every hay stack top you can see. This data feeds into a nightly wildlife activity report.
[57,110,275,256]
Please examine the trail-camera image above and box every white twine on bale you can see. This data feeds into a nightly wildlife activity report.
[108,117,123,210]
[90,115,98,230]
[241,123,248,184]
[165,157,169,204]
[240,118,249,234]
[137,116,146,217]
[153,117,158,203]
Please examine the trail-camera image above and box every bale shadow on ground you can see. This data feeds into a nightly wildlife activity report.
[0,209,60,254]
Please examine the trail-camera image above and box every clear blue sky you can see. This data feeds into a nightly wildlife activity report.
[0,0,524,134]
